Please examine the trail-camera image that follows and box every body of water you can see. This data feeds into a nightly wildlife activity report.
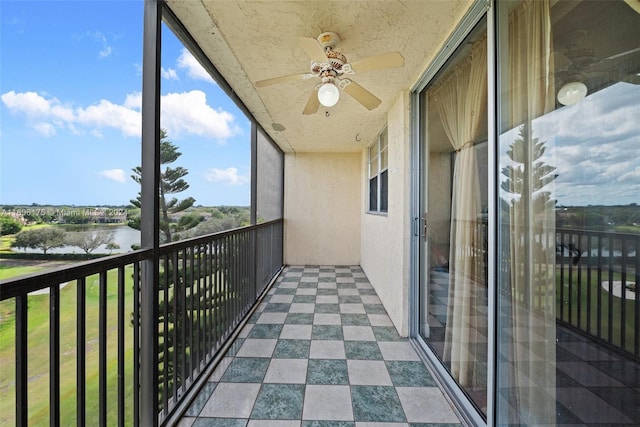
[17,225,141,254]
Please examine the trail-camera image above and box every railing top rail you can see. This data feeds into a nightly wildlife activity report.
[556,227,640,239]
[0,249,153,300]
[157,218,283,255]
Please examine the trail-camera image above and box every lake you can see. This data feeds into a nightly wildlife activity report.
[18,225,141,254]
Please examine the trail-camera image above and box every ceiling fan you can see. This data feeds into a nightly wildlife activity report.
[555,30,640,105]
[255,32,404,115]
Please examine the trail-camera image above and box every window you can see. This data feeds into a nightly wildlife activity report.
[368,128,388,213]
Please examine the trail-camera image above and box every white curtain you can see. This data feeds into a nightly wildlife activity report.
[504,0,557,423]
[431,38,487,387]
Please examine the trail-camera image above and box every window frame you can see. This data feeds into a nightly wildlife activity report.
[367,127,389,214]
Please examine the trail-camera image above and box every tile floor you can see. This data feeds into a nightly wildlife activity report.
[178,265,463,427]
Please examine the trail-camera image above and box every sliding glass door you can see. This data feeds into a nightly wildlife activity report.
[418,17,489,418]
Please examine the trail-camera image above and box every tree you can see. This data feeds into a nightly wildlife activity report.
[12,228,66,254]
[105,242,120,254]
[0,215,22,235]
[130,129,196,243]
[65,229,115,254]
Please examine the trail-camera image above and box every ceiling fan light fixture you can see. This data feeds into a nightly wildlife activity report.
[318,82,340,107]
[557,81,588,106]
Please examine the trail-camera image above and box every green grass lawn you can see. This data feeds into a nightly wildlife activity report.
[0,266,136,426]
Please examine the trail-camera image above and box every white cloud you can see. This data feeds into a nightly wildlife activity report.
[76,99,141,137]
[161,90,235,141]
[204,167,248,186]
[177,48,214,83]
[99,169,127,183]
[161,67,179,80]
[33,122,56,137]
[91,31,113,58]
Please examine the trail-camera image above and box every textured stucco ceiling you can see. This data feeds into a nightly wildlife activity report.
[165,0,472,153]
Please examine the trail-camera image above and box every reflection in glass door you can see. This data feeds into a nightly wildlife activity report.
[418,17,489,417]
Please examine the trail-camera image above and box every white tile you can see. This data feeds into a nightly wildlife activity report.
[207,356,233,382]
[296,288,317,295]
[303,385,353,421]
[396,387,460,423]
[343,325,375,341]
[300,276,318,282]
[313,313,342,325]
[356,282,373,289]
[309,340,345,359]
[270,294,295,304]
[355,423,408,427]
[368,314,393,327]
[316,295,339,304]
[360,295,382,304]
[257,312,288,324]
[263,358,308,384]
[280,324,313,339]
[378,341,421,361]
[175,417,195,427]
[199,382,261,418]
[340,303,366,314]
[290,303,315,313]
[347,360,392,385]
[236,338,277,357]
[318,282,337,289]
[238,323,254,338]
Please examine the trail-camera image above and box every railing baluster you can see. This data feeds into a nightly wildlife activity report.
[635,235,640,357]
[77,277,86,427]
[162,255,169,414]
[133,261,141,427]
[117,266,125,427]
[621,238,627,350]
[50,283,60,427]
[172,251,179,401]
[16,294,28,426]
[99,270,108,427]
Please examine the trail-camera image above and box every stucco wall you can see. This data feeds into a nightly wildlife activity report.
[284,152,361,266]
[360,91,412,336]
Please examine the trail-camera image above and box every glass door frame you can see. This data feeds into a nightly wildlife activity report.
[408,1,496,425]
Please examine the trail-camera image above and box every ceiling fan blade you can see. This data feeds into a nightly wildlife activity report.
[302,88,320,115]
[343,81,382,110]
[255,73,310,88]
[298,37,327,62]
[349,51,404,73]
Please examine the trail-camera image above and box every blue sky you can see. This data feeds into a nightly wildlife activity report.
[1,1,251,207]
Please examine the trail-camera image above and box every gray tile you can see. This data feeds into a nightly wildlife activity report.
[341,314,370,326]
[367,314,393,327]
[251,383,305,420]
[200,382,261,418]
[286,313,315,324]
[192,418,247,427]
[312,325,344,340]
[270,294,295,303]
[290,303,316,313]
[221,357,270,383]
[225,338,245,357]
[307,359,349,385]
[377,342,421,361]
[248,324,283,339]
[344,341,383,360]
[275,288,297,295]
[372,326,405,342]
[317,288,338,295]
[273,339,311,359]
[316,295,340,304]
[264,302,291,312]
[351,385,406,422]
[386,361,436,387]
[316,304,341,314]
[364,304,387,314]
[296,288,318,295]
[294,295,317,303]
[248,421,300,427]
[303,385,353,421]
